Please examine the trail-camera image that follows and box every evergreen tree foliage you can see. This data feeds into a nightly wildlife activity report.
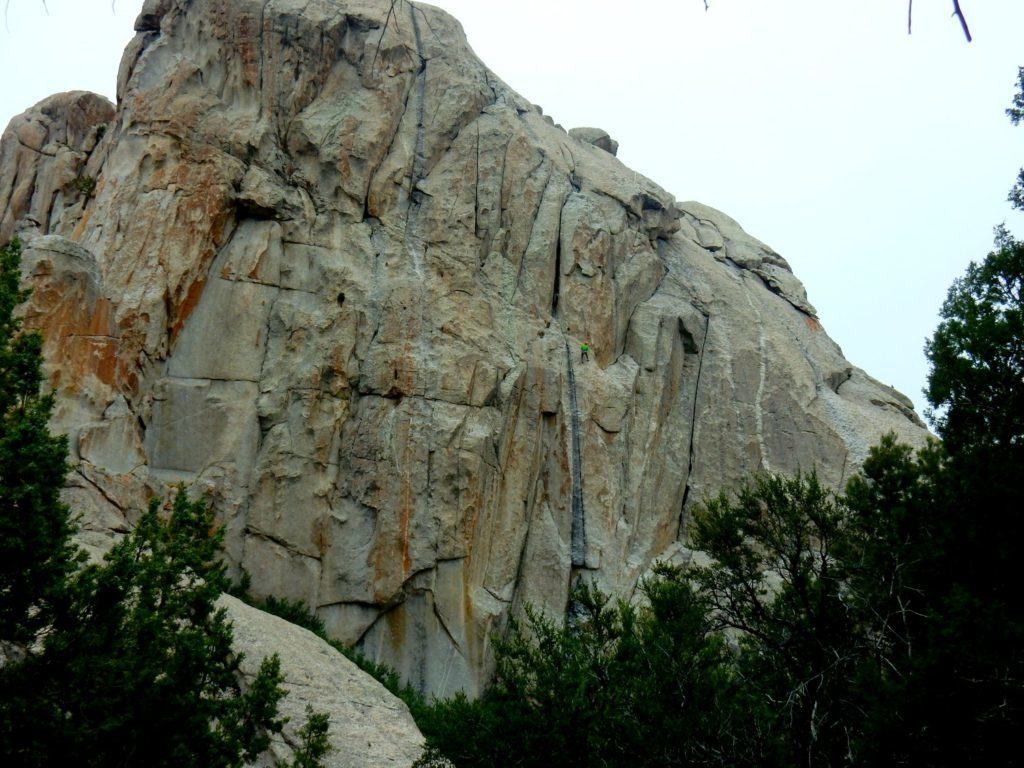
[285,706,332,768]
[925,227,1024,454]
[841,437,951,765]
[1008,67,1024,210]
[688,474,862,768]
[841,435,1023,767]
[1008,67,1024,125]
[0,238,80,646]
[417,578,738,768]
[916,225,1024,764]
[1,492,295,768]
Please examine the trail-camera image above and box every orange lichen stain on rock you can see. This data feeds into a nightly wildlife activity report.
[390,341,418,398]
[236,13,260,87]
[804,315,822,332]
[103,315,145,396]
[164,146,235,231]
[44,335,118,394]
[396,417,415,577]
[116,356,139,395]
[336,151,352,179]
[312,515,331,557]
[71,200,95,240]
[169,274,208,342]
[384,604,407,649]
[398,489,413,575]
[461,556,476,637]
[26,279,122,392]
[368,418,417,597]
[86,297,114,336]
[460,487,482,564]
[79,337,119,388]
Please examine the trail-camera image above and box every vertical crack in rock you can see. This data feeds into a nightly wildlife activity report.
[739,274,771,473]
[551,213,562,316]
[403,3,429,280]
[510,164,553,301]
[837,450,851,488]
[473,122,481,240]
[409,4,427,188]
[428,586,463,656]
[679,313,710,533]
[564,342,586,567]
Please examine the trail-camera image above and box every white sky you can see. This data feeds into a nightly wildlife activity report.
[1,0,1022,412]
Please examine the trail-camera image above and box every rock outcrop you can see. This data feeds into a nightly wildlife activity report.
[2,0,927,698]
[568,127,618,157]
[221,595,424,767]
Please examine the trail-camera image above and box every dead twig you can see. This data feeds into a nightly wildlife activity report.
[908,0,972,42]
[952,0,972,42]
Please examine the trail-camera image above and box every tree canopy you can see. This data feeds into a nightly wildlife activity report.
[925,227,1024,454]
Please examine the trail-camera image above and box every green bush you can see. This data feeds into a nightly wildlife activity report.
[412,577,741,768]
[0,493,293,768]
[74,175,96,198]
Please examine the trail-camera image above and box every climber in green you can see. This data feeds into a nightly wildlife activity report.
[580,340,590,362]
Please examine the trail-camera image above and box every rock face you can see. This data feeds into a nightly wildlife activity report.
[2,0,927,697]
[221,595,424,768]
[568,127,618,157]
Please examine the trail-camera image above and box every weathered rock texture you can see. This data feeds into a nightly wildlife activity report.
[221,594,424,767]
[2,0,926,697]
[568,127,618,157]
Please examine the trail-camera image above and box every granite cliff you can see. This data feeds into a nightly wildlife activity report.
[0,0,926,699]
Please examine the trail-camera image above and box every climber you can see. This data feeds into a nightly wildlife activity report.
[580,340,590,362]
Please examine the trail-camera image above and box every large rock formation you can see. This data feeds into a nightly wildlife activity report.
[1,0,926,697]
[221,595,424,767]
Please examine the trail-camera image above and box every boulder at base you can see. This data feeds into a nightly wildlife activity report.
[220,595,424,768]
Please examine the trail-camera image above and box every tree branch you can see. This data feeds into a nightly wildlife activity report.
[952,0,972,42]
[908,0,972,42]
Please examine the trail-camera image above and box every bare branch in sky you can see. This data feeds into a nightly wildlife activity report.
[908,0,972,42]
[952,0,972,42]
[699,1,973,43]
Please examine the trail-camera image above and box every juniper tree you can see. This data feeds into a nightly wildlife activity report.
[0,492,295,768]
[416,578,740,768]
[912,226,1024,765]
[687,473,863,768]
[1008,67,1024,210]
[926,227,1024,454]
[0,238,79,647]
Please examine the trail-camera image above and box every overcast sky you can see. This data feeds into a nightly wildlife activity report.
[1,0,1022,412]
